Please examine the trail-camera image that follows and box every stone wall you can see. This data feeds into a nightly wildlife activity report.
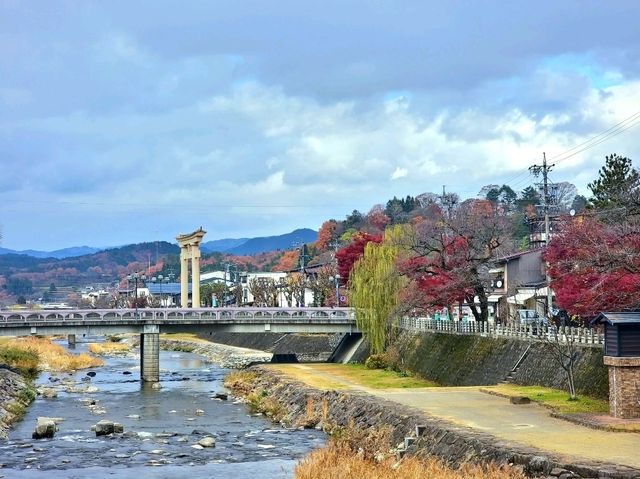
[0,367,35,439]
[395,331,609,399]
[229,366,639,478]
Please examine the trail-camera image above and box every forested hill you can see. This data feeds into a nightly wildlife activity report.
[0,242,179,289]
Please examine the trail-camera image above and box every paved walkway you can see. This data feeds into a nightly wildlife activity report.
[270,364,640,469]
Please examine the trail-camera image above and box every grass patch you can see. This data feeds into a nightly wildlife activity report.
[1,337,103,372]
[0,345,40,378]
[483,384,609,414]
[87,342,131,355]
[333,363,437,389]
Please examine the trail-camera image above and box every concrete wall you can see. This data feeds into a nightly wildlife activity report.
[196,332,343,362]
[395,331,609,399]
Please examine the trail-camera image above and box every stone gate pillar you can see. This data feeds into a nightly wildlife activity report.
[176,228,206,308]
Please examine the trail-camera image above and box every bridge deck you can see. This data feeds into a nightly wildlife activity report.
[0,307,358,336]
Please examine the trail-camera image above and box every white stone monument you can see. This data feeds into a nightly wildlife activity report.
[176,227,206,308]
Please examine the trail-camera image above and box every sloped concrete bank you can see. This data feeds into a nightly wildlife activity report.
[194,332,344,362]
[0,368,35,439]
[395,331,609,399]
[228,366,640,479]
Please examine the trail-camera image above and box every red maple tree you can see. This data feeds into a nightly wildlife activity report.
[544,217,640,319]
[336,232,382,284]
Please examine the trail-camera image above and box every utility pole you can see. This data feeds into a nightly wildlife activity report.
[530,152,555,320]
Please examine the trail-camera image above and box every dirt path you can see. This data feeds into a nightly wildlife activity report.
[268,364,640,469]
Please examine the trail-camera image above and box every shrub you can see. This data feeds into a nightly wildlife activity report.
[365,354,389,370]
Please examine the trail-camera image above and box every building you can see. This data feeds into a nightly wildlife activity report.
[490,248,551,323]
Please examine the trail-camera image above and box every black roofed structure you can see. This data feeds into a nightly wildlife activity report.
[591,312,640,419]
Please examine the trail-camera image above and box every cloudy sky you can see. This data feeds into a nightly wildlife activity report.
[1,1,640,250]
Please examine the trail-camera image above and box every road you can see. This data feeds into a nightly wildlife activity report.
[269,364,640,469]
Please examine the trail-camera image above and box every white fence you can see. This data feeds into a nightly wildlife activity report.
[397,317,604,346]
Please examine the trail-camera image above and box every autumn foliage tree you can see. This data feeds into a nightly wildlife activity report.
[336,232,382,285]
[544,217,640,319]
[399,199,513,321]
[316,220,338,251]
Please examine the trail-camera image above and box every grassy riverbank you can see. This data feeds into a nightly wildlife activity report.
[295,441,525,479]
[481,384,609,414]
[225,369,526,479]
[0,337,102,434]
[0,337,103,372]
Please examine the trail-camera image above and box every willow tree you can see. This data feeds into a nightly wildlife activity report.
[349,225,408,354]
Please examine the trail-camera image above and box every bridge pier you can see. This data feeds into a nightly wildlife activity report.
[140,325,160,383]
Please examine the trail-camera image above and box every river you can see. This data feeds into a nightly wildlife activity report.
[1,340,324,478]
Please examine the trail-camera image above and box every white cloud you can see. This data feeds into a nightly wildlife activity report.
[390,167,408,180]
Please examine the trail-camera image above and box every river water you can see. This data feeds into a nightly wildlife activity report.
[1,341,324,478]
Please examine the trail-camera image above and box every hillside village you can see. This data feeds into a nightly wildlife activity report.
[1,154,637,334]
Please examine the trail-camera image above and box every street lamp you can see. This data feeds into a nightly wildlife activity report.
[126,272,146,315]
[329,274,341,307]
[151,274,167,307]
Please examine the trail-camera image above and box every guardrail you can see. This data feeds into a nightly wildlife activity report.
[397,317,604,346]
[0,307,355,324]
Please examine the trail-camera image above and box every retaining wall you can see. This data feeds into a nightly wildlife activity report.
[195,332,343,362]
[395,331,609,399]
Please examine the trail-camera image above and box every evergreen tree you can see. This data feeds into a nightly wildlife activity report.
[516,186,540,211]
[588,154,639,212]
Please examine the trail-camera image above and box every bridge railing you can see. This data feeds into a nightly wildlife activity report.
[397,317,604,347]
[0,307,355,324]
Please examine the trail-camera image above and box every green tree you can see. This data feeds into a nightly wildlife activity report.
[348,225,407,354]
[588,153,639,213]
[516,186,540,211]
[570,194,588,213]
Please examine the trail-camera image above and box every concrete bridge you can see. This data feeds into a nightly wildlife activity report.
[0,307,357,382]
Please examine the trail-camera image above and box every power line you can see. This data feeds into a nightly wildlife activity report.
[550,111,640,164]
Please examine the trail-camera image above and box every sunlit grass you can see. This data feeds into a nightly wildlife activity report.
[483,384,608,414]
[295,438,525,479]
[87,342,130,355]
[2,337,103,372]
[268,363,437,390]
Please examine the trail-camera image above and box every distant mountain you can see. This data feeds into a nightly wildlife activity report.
[0,245,103,259]
[201,238,249,253]
[225,228,317,255]
[0,241,181,289]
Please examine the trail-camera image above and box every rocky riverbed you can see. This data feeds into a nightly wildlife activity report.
[157,338,272,368]
[1,341,324,478]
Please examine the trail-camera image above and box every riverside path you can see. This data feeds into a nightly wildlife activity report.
[270,364,640,470]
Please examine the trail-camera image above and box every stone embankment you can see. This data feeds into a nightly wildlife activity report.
[227,366,640,479]
[0,367,36,439]
[158,339,272,368]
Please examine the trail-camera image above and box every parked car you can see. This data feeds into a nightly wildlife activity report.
[517,309,548,333]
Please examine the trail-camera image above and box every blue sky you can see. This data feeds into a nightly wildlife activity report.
[1,1,640,250]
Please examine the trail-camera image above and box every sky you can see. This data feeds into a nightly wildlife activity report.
[1,1,640,250]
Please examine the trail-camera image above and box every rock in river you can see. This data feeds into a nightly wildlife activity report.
[197,437,216,448]
[32,417,57,439]
[93,419,124,436]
